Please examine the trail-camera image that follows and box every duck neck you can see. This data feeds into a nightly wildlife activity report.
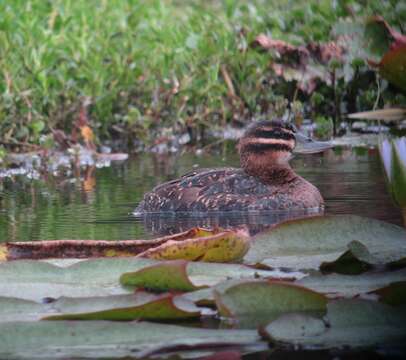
[244,163,297,185]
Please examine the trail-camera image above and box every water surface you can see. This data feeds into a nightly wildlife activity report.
[0,148,402,242]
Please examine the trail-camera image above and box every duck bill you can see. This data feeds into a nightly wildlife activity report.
[293,133,333,154]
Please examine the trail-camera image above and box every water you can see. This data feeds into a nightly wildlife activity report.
[0,147,402,242]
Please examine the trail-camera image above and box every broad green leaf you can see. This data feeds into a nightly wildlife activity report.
[370,281,406,306]
[0,297,46,322]
[244,215,406,271]
[264,299,406,349]
[214,280,327,324]
[298,268,406,297]
[320,241,377,274]
[43,293,200,321]
[0,321,263,359]
[0,293,201,322]
[0,258,291,301]
[120,260,204,292]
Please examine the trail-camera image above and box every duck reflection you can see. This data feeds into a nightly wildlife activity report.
[136,208,322,236]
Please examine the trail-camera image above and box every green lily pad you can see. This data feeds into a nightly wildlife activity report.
[120,260,205,292]
[0,321,264,359]
[263,299,406,349]
[370,281,406,307]
[298,268,406,297]
[245,215,406,271]
[214,280,327,325]
[320,241,376,275]
[0,258,292,302]
[0,293,201,322]
[44,293,201,321]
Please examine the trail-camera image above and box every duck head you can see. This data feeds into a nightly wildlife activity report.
[238,120,332,178]
[238,120,296,176]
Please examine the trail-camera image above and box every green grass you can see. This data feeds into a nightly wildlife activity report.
[0,0,404,149]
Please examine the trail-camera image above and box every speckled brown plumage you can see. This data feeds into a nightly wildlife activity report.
[135,120,324,213]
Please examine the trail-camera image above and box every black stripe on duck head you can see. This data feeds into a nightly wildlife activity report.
[238,120,297,176]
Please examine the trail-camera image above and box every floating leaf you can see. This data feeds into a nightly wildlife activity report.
[319,240,390,275]
[138,229,250,263]
[298,268,406,297]
[0,227,224,260]
[244,215,406,271]
[370,281,406,307]
[0,293,201,322]
[43,293,200,321]
[120,260,204,292]
[0,258,282,302]
[263,299,406,349]
[0,321,263,359]
[214,280,327,323]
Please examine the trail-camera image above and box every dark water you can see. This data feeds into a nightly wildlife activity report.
[0,147,402,242]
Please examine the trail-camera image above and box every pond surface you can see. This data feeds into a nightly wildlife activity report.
[0,147,402,242]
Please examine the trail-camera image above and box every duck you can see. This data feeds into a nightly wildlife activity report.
[135,120,328,214]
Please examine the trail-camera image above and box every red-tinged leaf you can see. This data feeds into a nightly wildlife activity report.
[1,227,221,260]
[379,43,406,92]
[370,281,406,307]
[120,260,203,292]
[42,293,200,321]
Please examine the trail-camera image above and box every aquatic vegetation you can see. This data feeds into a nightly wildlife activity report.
[0,1,404,151]
[379,137,406,224]
[0,215,406,357]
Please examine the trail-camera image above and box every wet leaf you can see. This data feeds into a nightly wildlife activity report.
[370,281,406,306]
[319,240,393,275]
[263,299,406,349]
[0,293,201,322]
[244,215,406,271]
[137,229,250,263]
[0,321,262,359]
[214,280,327,322]
[43,293,200,321]
[0,258,284,302]
[120,260,204,292]
[298,268,406,297]
[1,227,224,260]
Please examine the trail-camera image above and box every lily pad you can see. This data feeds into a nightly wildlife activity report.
[138,229,250,263]
[244,215,406,271]
[320,241,376,274]
[0,293,201,322]
[263,299,406,349]
[214,280,327,323]
[0,321,264,359]
[43,293,201,321]
[0,258,293,302]
[120,260,204,292]
[0,227,227,260]
[370,281,406,307]
[298,268,406,297]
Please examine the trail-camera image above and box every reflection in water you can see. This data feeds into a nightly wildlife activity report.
[137,209,323,236]
[0,147,403,241]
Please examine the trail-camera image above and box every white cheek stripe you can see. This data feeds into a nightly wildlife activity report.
[245,138,294,147]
